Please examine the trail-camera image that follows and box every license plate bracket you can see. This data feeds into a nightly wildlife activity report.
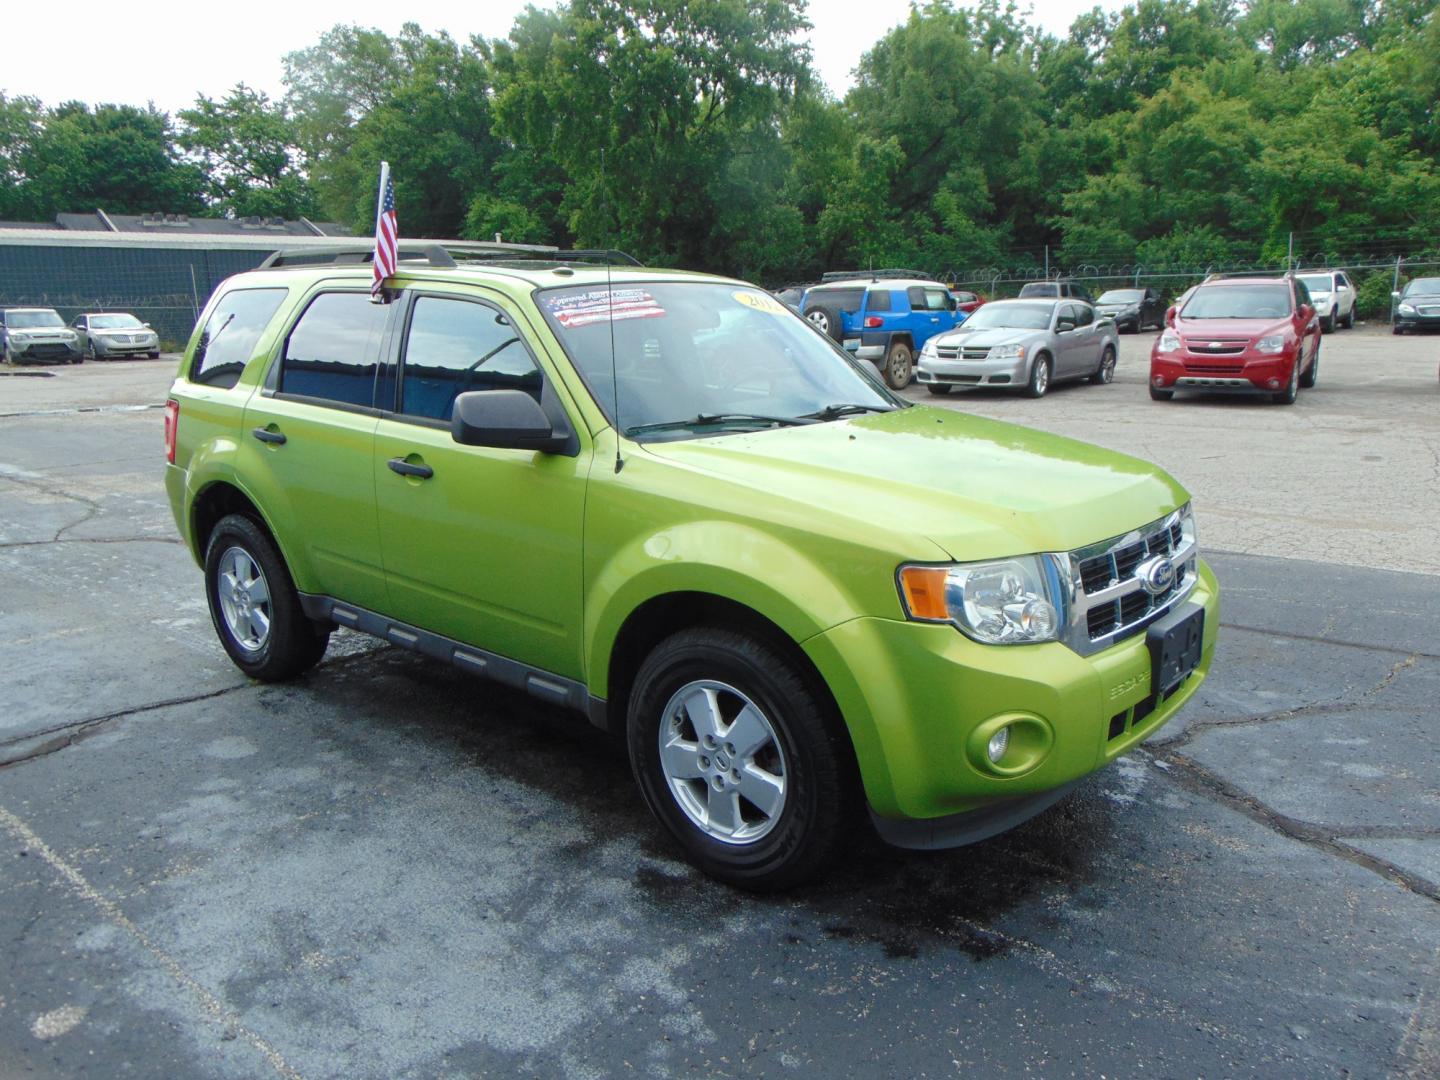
[1147,603,1204,699]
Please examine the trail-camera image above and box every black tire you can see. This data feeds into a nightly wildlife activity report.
[882,341,913,390]
[1393,325,1403,335]
[204,513,329,681]
[1149,385,1174,401]
[85,340,98,361]
[1272,356,1299,405]
[627,627,853,891]
[1299,339,1319,388]
[805,304,844,342]
[148,351,161,359]
[1025,354,1051,398]
[1341,306,1354,329]
[1323,309,1337,334]
[1091,344,1117,385]
[925,384,952,395]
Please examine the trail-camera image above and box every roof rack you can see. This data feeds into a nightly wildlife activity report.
[819,269,931,283]
[258,240,643,271]
[1200,271,1291,284]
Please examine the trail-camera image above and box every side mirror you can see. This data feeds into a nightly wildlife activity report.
[451,389,572,454]
[1391,291,1402,300]
[1165,306,1178,327]
[1056,319,1076,333]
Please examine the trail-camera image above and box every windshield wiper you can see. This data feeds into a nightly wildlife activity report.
[625,413,810,436]
[798,403,893,421]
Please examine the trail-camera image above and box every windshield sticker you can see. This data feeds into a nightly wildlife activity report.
[547,289,666,329]
[733,290,789,316]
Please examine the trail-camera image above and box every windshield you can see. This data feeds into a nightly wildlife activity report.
[1181,285,1292,319]
[1297,275,1333,295]
[539,282,898,439]
[90,314,143,329]
[958,302,1054,331]
[1097,290,1142,304]
[1018,284,1057,298]
[6,310,65,329]
[1404,278,1440,297]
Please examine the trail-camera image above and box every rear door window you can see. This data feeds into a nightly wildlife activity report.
[279,292,388,408]
[397,296,542,423]
[191,288,288,389]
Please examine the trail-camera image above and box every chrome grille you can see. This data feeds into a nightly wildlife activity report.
[936,345,990,361]
[1062,511,1196,656]
[1186,339,1247,355]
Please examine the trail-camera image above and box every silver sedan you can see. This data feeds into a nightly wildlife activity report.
[71,312,161,359]
[915,298,1119,398]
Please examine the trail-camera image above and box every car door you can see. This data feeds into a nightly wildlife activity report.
[71,316,89,353]
[241,288,392,612]
[1143,289,1162,327]
[1335,273,1354,319]
[372,289,591,680]
[1053,303,1085,377]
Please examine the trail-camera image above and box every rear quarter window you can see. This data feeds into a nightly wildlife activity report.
[190,289,288,389]
[867,290,895,313]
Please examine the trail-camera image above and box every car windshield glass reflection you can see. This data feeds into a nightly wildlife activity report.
[1097,290,1142,304]
[7,310,65,328]
[1405,278,1440,296]
[90,314,144,329]
[1297,276,1333,294]
[539,282,899,440]
[958,302,1054,330]
[1182,286,1292,319]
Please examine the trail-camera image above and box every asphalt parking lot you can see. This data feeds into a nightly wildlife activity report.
[1,332,1437,1078]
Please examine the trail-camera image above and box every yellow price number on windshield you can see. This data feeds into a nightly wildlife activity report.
[733,291,789,316]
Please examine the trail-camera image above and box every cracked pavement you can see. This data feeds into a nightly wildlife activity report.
[1,344,1438,1078]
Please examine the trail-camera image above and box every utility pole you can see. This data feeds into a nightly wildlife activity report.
[1044,245,1050,279]
[1287,232,1294,269]
[1392,256,1403,324]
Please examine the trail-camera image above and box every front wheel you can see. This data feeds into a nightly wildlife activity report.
[204,513,329,681]
[925,383,952,396]
[627,628,852,891]
[1091,345,1116,384]
[882,341,913,390]
[1341,306,1355,329]
[1025,354,1051,398]
[1272,356,1299,405]
[147,351,161,360]
[1323,310,1337,334]
[1149,385,1174,401]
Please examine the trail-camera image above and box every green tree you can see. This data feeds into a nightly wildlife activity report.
[178,85,315,219]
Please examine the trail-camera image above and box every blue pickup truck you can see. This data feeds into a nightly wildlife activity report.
[800,272,965,389]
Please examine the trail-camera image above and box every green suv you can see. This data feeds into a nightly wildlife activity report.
[165,245,1218,889]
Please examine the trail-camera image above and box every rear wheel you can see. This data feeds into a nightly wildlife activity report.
[1299,339,1320,388]
[627,628,852,891]
[1025,354,1051,398]
[204,513,329,681]
[882,341,913,390]
[1091,344,1116,384]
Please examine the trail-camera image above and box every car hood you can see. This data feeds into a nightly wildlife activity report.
[931,326,1045,349]
[1175,317,1292,338]
[639,406,1188,561]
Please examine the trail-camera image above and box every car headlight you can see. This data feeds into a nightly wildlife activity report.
[1157,330,1181,351]
[1256,335,1286,354]
[920,338,938,358]
[898,555,1065,645]
[1398,303,1416,314]
[990,344,1025,360]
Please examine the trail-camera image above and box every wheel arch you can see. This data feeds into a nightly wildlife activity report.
[191,480,288,573]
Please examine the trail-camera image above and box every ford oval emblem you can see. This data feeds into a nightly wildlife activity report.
[1137,555,1176,596]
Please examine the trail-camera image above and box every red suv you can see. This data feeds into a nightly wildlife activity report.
[1149,275,1321,405]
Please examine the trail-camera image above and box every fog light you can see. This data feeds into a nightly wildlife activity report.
[1152,375,1164,386]
[1267,378,1280,389]
[987,726,1011,763]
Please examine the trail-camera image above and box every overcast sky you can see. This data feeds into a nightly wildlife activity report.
[3,0,1115,115]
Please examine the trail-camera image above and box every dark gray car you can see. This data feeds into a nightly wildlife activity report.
[915,298,1119,398]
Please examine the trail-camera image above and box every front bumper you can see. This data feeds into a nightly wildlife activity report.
[93,336,159,356]
[1395,309,1440,331]
[6,340,81,362]
[1150,352,1294,393]
[916,352,1028,388]
[803,559,1219,832]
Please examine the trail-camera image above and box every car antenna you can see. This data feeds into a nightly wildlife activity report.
[602,149,624,474]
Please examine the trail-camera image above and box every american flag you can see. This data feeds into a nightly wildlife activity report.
[371,162,397,297]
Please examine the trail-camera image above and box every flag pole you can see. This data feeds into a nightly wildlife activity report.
[374,160,390,238]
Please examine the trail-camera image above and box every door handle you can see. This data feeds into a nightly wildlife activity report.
[252,427,286,445]
[388,457,433,480]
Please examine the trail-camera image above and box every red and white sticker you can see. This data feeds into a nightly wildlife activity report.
[548,289,667,329]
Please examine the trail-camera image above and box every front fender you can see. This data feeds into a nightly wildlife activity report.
[584,519,874,700]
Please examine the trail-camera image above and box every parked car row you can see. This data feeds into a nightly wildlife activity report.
[0,306,160,364]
